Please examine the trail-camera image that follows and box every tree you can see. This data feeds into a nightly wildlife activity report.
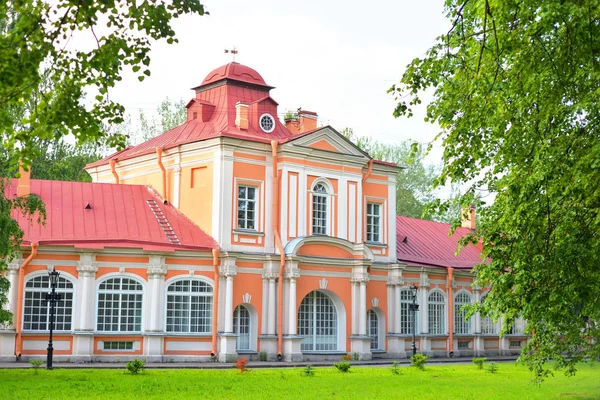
[340,128,438,219]
[0,1,207,325]
[131,97,187,145]
[390,0,600,379]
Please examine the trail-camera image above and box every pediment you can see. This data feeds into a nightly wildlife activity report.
[285,126,369,159]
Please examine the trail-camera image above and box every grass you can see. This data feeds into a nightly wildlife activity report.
[1,362,599,399]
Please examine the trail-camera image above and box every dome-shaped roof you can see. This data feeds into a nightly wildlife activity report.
[200,62,271,87]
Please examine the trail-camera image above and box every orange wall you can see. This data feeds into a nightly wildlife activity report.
[179,162,214,233]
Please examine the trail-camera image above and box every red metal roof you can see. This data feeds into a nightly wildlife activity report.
[396,216,483,270]
[7,179,217,252]
[197,62,271,88]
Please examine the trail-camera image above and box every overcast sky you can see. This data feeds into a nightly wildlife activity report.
[110,0,449,161]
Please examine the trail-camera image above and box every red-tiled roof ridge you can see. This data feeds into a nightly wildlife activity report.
[396,215,483,270]
[6,178,217,252]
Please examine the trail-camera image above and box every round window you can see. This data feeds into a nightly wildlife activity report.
[259,114,275,133]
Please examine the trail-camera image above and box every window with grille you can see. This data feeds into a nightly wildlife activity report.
[480,296,497,334]
[366,203,381,242]
[312,183,328,235]
[23,275,74,331]
[237,186,257,230]
[507,317,525,335]
[259,114,275,133]
[458,340,470,349]
[400,289,419,334]
[298,291,338,351]
[428,291,445,335]
[509,340,522,348]
[166,279,213,333]
[234,305,251,351]
[368,309,379,350]
[103,341,134,351]
[454,292,472,334]
[97,277,143,332]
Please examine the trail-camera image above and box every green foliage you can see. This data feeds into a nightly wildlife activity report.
[126,359,146,375]
[303,364,315,376]
[487,363,499,374]
[129,98,187,145]
[352,352,359,361]
[473,358,488,370]
[390,0,600,380]
[283,110,298,120]
[391,361,401,375]
[340,127,438,219]
[410,354,428,371]
[29,360,43,374]
[259,351,267,362]
[334,361,351,373]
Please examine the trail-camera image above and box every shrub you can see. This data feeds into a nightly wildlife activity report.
[473,357,487,370]
[259,351,267,362]
[352,352,359,361]
[487,362,499,374]
[126,358,146,374]
[391,360,401,375]
[235,357,249,373]
[410,354,428,370]
[343,353,352,361]
[334,361,351,373]
[303,364,315,376]
[29,360,44,374]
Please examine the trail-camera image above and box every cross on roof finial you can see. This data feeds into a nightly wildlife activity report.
[224,46,238,62]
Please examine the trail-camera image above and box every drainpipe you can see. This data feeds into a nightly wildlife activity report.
[156,147,168,203]
[15,242,38,359]
[109,160,119,184]
[448,267,454,355]
[271,140,285,360]
[362,159,373,183]
[211,248,220,358]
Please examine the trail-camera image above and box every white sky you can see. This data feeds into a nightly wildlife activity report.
[110,0,450,163]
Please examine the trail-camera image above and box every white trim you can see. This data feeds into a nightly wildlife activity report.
[164,277,214,334]
[22,272,76,333]
[95,274,146,334]
[259,113,276,133]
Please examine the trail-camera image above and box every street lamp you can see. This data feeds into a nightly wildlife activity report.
[409,284,419,357]
[46,268,61,370]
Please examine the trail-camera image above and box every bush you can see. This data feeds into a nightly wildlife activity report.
[410,354,428,370]
[29,360,44,374]
[126,358,146,374]
[259,351,267,362]
[334,361,351,373]
[235,357,249,373]
[473,357,487,370]
[343,353,352,361]
[352,352,359,361]
[487,362,499,374]
[391,360,401,375]
[303,364,315,376]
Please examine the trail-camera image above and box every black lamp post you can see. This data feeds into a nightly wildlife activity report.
[46,268,61,370]
[409,284,419,357]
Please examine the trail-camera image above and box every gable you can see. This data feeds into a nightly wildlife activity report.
[308,139,340,152]
[284,126,370,159]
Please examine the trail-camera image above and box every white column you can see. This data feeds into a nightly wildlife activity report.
[473,287,481,334]
[288,277,297,334]
[6,261,21,329]
[76,255,98,331]
[267,278,277,335]
[224,275,234,333]
[394,285,401,333]
[147,259,167,332]
[420,274,429,334]
[359,280,367,335]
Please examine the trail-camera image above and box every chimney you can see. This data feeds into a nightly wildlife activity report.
[17,163,31,197]
[461,205,476,229]
[297,110,318,133]
[235,102,249,130]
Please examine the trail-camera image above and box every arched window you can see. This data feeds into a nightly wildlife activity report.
[312,183,328,235]
[298,291,337,351]
[480,295,497,334]
[234,305,251,350]
[400,289,419,334]
[23,275,74,331]
[428,291,445,335]
[454,292,472,334]
[368,309,380,350]
[97,277,144,332]
[166,279,213,333]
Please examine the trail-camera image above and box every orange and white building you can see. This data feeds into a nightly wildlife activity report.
[0,63,526,362]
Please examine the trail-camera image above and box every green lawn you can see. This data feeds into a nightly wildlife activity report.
[1,362,599,399]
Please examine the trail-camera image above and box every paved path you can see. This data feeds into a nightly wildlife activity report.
[0,356,518,369]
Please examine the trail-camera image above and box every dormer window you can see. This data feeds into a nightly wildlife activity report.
[259,114,275,133]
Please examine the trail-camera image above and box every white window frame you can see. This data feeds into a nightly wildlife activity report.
[96,276,145,333]
[298,290,338,351]
[237,185,258,231]
[234,304,251,351]
[480,295,497,335]
[165,278,213,334]
[367,309,382,350]
[23,273,75,332]
[428,290,446,335]
[310,180,333,236]
[400,288,419,335]
[366,202,382,243]
[454,291,472,334]
[259,113,276,133]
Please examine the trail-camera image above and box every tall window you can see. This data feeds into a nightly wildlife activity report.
[312,183,328,235]
[237,186,257,230]
[508,317,525,335]
[298,291,337,351]
[234,305,251,350]
[23,275,74,331]
[366,203,381,242]
[166,279,213,333]
[97,277,143,332]
[454,292,472,334]
[428,291,445,335]
[480,295,497,334]
[400,289,419,334]
[368,309,380,350]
